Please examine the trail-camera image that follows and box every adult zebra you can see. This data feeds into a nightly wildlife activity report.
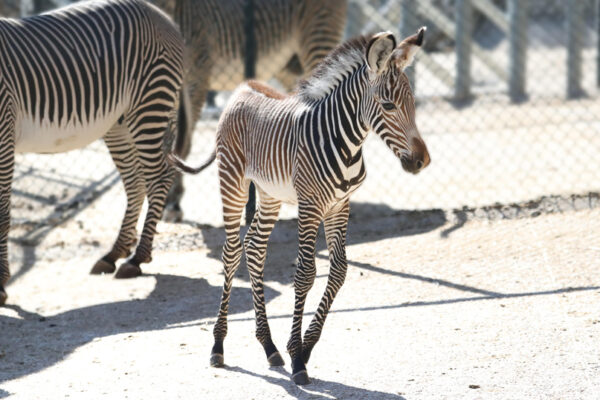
[170,29,431,384]
[0,0,185,305]
[150,0,348,221]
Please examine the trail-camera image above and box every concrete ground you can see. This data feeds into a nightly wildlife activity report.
[1,196,599,399]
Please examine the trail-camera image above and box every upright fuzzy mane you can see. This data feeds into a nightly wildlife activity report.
[297,35,370,102]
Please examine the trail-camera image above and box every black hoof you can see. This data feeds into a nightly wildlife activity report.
[0,286,7,306]
[90,258,116,275]
[115,262,142,279]
[210,353,224,368]
[267,351,285,367]
[291,370,310,385]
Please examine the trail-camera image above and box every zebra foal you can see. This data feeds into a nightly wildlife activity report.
[0,0,185,305]
[170,28,430,384]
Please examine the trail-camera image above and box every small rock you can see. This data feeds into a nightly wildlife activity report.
[469,384,480,389]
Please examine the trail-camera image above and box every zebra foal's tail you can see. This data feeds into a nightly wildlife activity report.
[167,152,217,174]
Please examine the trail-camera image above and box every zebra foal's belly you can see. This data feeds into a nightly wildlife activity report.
[14,111,123,154]
[251,175,298,204]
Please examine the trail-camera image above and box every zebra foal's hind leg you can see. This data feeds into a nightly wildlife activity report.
[0,95,15,305]
[92,123,146,275]
[244,190,284,367]
[211,168,249,368]
[0,131,14,305]
[301,200,349,365]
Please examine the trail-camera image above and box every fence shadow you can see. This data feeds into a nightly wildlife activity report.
[8,171,120,284]
[0,273,280,384]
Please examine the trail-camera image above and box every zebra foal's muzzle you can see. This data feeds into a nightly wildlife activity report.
[400,137,430,174]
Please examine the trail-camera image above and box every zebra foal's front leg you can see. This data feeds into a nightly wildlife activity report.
[287,203,322,385]
[301,200,349,365]
[243,191,284,366]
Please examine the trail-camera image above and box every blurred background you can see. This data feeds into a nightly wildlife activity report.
[3,0,599,234]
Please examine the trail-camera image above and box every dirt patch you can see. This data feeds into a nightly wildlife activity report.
[1,197,599,399]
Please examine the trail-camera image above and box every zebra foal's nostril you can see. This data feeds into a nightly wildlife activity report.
[416,159,424,170]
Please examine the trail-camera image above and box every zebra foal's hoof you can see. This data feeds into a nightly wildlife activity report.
[267,351,285,367]
[90,258,116,275]
[291,370,311,385]
[115,262,142,279]
[210,353,225,368]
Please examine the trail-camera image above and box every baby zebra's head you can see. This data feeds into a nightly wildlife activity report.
[361,28,430,174]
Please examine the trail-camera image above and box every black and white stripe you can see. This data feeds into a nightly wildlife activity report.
[0,0,185,305]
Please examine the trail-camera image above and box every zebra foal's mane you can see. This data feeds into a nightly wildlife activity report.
[297,35,370,102]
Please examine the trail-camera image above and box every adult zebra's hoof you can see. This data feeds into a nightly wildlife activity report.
[90,258,116,275]
[210,353,225,368]
[115,262,142,279]
[0,286,7,306]
[291,370,311,385]
[267,351,285,367]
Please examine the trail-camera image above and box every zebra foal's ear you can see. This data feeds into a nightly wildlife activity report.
[392,26,426,71]
[366,32,397,75]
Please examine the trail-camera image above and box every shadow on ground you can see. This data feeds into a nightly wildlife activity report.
[181,201,447,285]
[225,365,406,400]
[0,273,279,384]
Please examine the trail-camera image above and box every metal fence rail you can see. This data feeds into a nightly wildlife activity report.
[4,0,600,229]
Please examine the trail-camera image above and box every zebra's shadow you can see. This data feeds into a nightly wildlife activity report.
[0,273,280,384]
[187,201,447,285]
[224,365,406,400]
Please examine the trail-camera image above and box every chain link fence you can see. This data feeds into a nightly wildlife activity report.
[5,0,600,232]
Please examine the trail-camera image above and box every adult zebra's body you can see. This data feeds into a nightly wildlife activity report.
[0,0,185,304]
[170,29,431,384]
[150,0,347,221]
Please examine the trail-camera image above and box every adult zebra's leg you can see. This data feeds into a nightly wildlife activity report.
[211,175,249,367]
[164,61,210,222]
[91,123,146,275]
[301,200,349,365]
[287,203,322,385]
[0,131,14,305]
[243,190,283,366]
[114,111,175,278]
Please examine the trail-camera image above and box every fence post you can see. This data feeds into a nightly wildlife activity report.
[508,0,527,102]
[244,0,257,225]
[455,0,472,101]
[566,0,583,98]
[401,0,417,90]
[597,0,600,87]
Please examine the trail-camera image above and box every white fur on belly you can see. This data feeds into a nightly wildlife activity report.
[251,176,298,204]
[14,111,123,154]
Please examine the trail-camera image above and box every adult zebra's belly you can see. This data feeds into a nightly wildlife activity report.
[14,113,122,154]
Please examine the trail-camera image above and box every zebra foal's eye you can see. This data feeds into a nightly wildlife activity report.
[382,102,396,111]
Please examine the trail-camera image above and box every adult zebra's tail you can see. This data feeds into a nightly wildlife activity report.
[167,152,216,174]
